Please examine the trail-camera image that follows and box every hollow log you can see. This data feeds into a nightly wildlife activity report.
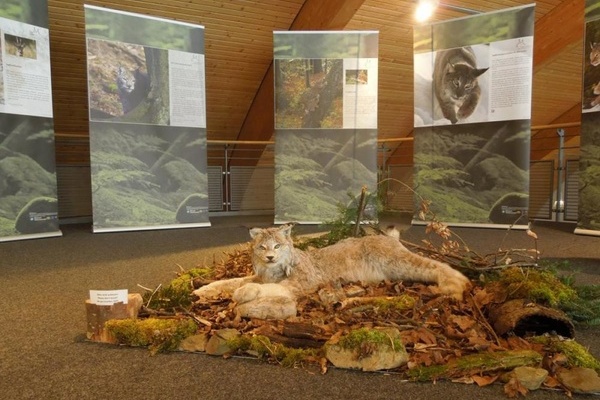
[487,299,574,338]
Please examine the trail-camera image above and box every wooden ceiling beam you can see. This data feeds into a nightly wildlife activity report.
[533,0,584,73]
[231,0,366,164]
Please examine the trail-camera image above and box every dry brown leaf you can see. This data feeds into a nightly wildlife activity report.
[450,315,476,332]
[415,327,438,346]
[504,377,529,398]
[543,375,562,388]
[471,374,499,387]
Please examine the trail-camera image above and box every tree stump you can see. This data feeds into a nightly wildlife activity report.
[85,293,143,343]
[487,299,574,338]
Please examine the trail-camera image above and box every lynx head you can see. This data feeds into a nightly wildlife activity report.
[443,63,488,101]
[249,224,296,282]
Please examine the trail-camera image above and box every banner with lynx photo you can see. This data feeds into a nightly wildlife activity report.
[413,4,534,229]
[576,1,600,236]
[85,5,210,232]
[0,0,61,242]
[273,31,378,224]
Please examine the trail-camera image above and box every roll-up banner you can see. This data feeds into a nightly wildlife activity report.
[576,1,600,236]
[0,0,61,242]
[273,31,378,224]
[84,5,210,232]
[413,5,535,229]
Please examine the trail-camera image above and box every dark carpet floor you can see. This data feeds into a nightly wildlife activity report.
[1,214,599,400]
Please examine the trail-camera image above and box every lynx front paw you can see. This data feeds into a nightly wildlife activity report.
[233,283,294,304]
[232,283,262,304]
[193,282,224,300]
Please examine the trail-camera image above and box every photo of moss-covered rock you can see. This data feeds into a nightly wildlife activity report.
[89,121,209,230]
[274,129,377,223]
[413,120,530,225]
[0,115,59,237]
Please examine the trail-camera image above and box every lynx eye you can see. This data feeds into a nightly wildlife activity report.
[274,244,281,249]
[259,245,267,250]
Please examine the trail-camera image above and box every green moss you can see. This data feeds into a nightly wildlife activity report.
[529,336,600,372]
[105,318,197,354]
[496,266,577,307]
[227,335,321,367]
[407,350,542,382]
[372,295,416,312]
[144,267,212,309]
[407,364,448,382]
[338,328,404,353]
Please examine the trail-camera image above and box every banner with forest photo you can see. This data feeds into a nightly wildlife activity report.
[576,1,600,236]
[413,5,534,228]
[273,31,378,224]
[85,6,210,232]
[0,0,61,242]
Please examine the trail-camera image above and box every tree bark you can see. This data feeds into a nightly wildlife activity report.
[487,298,574,338]
[85,293,143,343]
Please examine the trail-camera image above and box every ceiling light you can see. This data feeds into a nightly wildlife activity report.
[415,0,439,22]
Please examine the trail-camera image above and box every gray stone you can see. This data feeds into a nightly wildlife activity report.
[511,366,548,390]
[235,296,297,320]
[558,367,600,394]
[205,329,240,356]
[178,333,209,352]
[325,327,408,372]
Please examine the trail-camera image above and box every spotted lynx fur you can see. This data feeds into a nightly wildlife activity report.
[193,224,470,319]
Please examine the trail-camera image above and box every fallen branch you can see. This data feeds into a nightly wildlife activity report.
[407,350,543,382]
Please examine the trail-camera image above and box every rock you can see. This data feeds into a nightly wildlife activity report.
[127,293,143,318]
[325,327,408,372]
[235,296,297,320]
[558,367,600,394]
[509,366,548,390]
[178,333,209,352]
[205,329,240,356]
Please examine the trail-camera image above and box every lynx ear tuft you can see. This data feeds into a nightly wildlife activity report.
[249,227,262,239]
[279,223,295,237]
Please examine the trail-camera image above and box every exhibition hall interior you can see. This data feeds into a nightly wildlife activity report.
[1,1,600,399]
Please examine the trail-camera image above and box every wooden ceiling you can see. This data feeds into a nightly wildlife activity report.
[48,0,585,165]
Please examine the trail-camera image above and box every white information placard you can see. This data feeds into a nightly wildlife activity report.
[89,289,128,305]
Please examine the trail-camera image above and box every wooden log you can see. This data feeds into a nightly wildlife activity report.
[253,321,329,348]
[487,299,574,338]
[85,293,143,343]
[408,350,543,382]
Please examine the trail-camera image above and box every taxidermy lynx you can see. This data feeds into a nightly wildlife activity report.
[193,225,470,320]
[434,46,488,124]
